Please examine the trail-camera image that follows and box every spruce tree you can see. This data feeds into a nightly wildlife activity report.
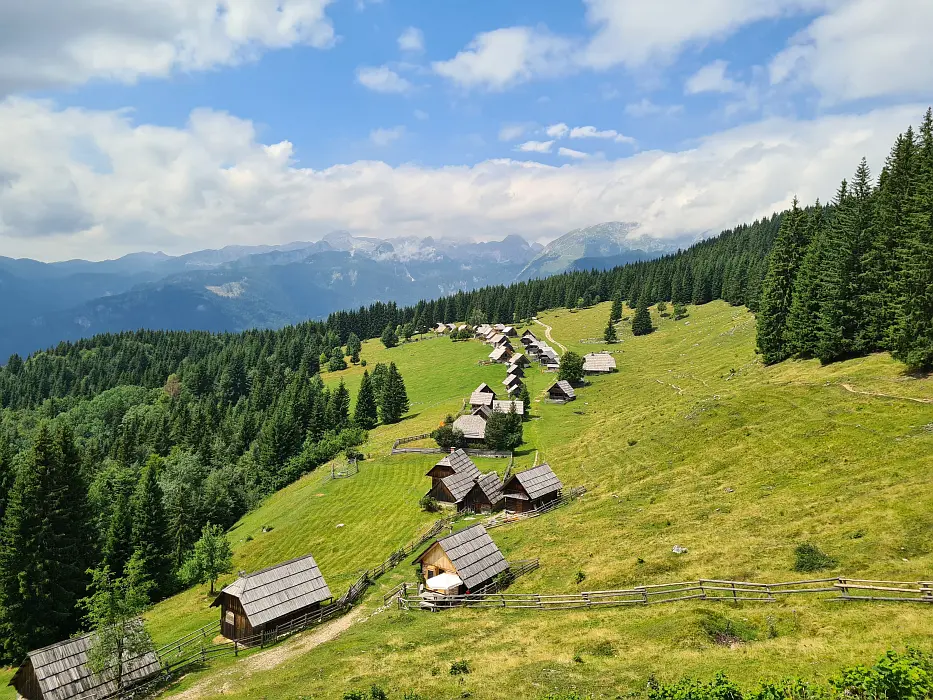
[894,108,933,370]
[757,197,806,363]
[0,423,91,661]
[604,312,618,343]
[353,370,379,429]
[380,325,399,349]
[329,380,351,430]
[379,363,409,424]
[785,204,827,357]
[102,490,134,579]
[631,295,654,337]
[130,459,174,600]
[610,291,623,321]
[0,432,14,525]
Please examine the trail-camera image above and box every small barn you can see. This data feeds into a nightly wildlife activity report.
[583,352,617,374]
[521,330,537,343]
[492,399,525,417]
[502,373,523,390]
[469,387,496,408]
[452,415,487,443]
[212,554,332,641]
[461,472,504,513]
[426,449,482,503]
[471,404,493,420]
[503,463,563,513]
[501,326,517,337]
[489,333,509,347]
[415,524,509,594]
[505,383,522,396]
[547,380,576,402]
[9,630,161,700]
[509,353,529,367]
[505,364,525,378]
[488,346,513,363]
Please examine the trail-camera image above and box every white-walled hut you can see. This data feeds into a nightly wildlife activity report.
[9,631,161,700]
[212,554,332,642]
[415,524,509,594]
[503,463,563,513]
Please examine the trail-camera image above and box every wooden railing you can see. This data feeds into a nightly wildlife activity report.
[398,577,933,612]
[485,487,587,529]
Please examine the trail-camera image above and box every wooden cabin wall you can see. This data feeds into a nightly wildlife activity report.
[419,543,456,580]
[220,595,253,641]
[429,482,455,503]
[11,661,41,700]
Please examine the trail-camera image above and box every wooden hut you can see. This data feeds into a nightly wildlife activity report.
[583,352,617,374]
[502,373,523,390]
[461,472,504,513]
[211,554,332,642]
[415,524,509,594]
[425,449,481,502]
[503,463,563,513]
[452,415,486,443]
[9,630,161,700]
[488,345,513,363]
[492,399,525,417]
[509,353,529,367]
[505,363,525,378]
[501,326,517,337]
[547,380,576,402]
[521,329,537,343]
[469,385,496,408]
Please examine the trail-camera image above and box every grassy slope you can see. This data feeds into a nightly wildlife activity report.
[152,301,931,699]
[9,303,923,700]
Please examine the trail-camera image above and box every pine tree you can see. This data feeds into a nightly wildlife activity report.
[0,432,14,525]
[894,108,933,370]
[329,380,351,430]
[379,363,409,424]
[631,295,654,337]
[353,370,379,429]
[518,383,531,416]
[380,325,399,349]
[610,291,623,321]
[603,311,618,343]
[345,332,362,358]
[785,204,827,357]
[0,424,91,661]
[102,490,134,579]
[130,459,174,599]
[757,197,806,363]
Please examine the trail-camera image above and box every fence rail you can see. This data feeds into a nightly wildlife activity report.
[485,486,586,529]
[398,576,933,612]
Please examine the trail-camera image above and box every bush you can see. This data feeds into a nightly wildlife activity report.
[574,570,586,584]
[793,543,837,572]
[698,610,759,645]
[450,659,471,675]
[432,423,464,450]
[674,303,689,320]
[419,494,441,513]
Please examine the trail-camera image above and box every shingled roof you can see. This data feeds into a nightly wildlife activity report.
[474,383,495,395]
[473,472,504,506]
[583,352,617,372]
[212,553,331,628]
[505,463,563,501]
[434,448,478,474]
[489,346,512,361]
[423,524,509,589]
[452,415,486,440]
[492,399,525,416]
[470,390,495,407]
[10,630,160,700]
[439,458,483,501]
[548,380,576,399]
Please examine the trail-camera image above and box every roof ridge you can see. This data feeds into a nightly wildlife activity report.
[240,552,319,590]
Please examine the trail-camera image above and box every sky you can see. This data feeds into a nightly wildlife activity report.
[1,0,932,262]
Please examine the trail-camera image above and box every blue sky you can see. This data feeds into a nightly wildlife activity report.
[1,0,931,260]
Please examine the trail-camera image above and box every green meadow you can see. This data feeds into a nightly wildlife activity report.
[8,300,928,700]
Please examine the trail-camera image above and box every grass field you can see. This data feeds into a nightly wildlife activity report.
[9,301,929,700]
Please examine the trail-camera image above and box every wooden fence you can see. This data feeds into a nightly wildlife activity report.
[397,577,933,612]
[484,487,587,529]
[391,433,443,455]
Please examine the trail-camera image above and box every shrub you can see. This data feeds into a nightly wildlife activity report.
[793,543,837,572]
[432,423,465,450]
[698,610,759,645]
[369,686,388,700]
[574,571,586,584]
[419,494,441,513]
[674,304,689,320]
[450,659,471,675]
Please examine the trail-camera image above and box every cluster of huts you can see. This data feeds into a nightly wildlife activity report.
[451,382,525,444]
[425,448,564,516]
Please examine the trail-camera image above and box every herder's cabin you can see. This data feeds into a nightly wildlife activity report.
[547,380,576,402]
[425,449,481,504]
[503,463,563,513]
[469,385,496,408]
[505,363,525,378]
[488,346,513,363]
[503,373,523,390]
[583,352,617,374]
[9,630,161,700]
[416,524,509,594]
[521,329,537,343]
[462,471,504,513]
[501,326,517,337]
[452,415,487,443]
[212,554,332,642]
[510,353,529,367]
[492,399,525,417]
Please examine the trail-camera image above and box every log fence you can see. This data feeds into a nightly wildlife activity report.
[484,487,587,529]
[397,577,933,612]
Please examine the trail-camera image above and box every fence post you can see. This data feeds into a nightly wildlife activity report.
[732,581,737,602]
[838,578,848,600]
[234,640,238,657]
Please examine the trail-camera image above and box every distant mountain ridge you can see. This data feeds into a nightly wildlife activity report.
[0,225,674,360]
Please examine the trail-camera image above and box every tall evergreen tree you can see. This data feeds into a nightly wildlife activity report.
[328,380,351,430]
[380,325,399,349]
[604,312,618,343]
[631,294,654,337]
[785,204,827,357]
[0,431,14,525]
[129,459,173,599]
[0,423,91,661]
[610,291,623,321]
[379,363,409,424]
[102,490,134,579]
[353,371,379,429]
[757,197,806,363]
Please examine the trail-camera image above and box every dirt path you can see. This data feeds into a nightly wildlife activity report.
[840,383,933,404]
[533,318,567,354]
[171,606,367,699]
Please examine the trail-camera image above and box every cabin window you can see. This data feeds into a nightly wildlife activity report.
[224,611,235,625]
[425,567,435,579]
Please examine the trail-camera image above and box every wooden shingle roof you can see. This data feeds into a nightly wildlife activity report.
[506,463,563,501]
[488,346,512,361]
[472,472,504,506]
[452,415,487,440]
[426,525,509,589]
[549,380,576,399]
[502,374,522,387]
[470,390,495,407]
[492,399,525,416]
[474,383,495,395]
[435,449,478,474]
[439,458,483,501]
[11,629,160,700]
[583,352,617,372]
[213,553,331,628]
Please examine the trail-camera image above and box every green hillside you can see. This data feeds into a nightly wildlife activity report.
[107,300,933,700]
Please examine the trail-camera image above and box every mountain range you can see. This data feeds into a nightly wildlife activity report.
[0,224,678,360]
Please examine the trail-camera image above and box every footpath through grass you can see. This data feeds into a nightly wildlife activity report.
[146,302,931,700]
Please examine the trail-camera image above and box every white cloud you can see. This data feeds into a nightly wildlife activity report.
[569,125,636,145]
[516,140,555,153]
[769,0,933,103]
[398,27,425,53]
[0,98,922,262]
[369,125,405,146]
[499,124,528,142]
[558,147,589,159]
[685,60,743,94]
[356,65,412,94]
[413,109,429,120]
[625,98,683,117]
[581,0,826,69]
[431,27,573,91]
[546,123,569,138]
[0,0,336,96]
